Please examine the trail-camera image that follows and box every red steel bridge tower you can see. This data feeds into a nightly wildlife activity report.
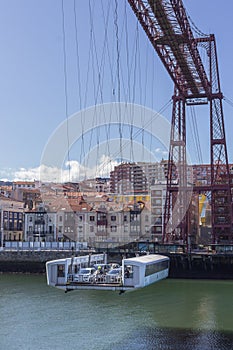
[128,0,233,245]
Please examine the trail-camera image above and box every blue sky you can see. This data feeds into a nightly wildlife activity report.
[0,0,233,182]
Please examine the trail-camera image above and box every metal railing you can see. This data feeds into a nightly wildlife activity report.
[2,241,88,251]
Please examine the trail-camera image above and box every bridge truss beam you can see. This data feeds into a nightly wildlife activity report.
[128,0,233,245]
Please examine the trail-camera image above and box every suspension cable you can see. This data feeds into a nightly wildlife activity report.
[97,99,172,175]
[61,0,71,182]
[190,106,203,164]
[223,96,233,108]
[114,0,123,165]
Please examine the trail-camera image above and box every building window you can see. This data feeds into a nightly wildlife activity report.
[130,214,138,222]
[155,190,162,196]
[90,216,95,222]
[124,215,127,222]
[111,226,117,232]
[97,213,107,221]
[3,220,7,230]
[154,208,162,215]
[152,198,162,206]
[111,215,116,221]
[154,217,162,224]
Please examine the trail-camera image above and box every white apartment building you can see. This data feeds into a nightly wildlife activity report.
[24,207,57,242]
[150,182,167,242]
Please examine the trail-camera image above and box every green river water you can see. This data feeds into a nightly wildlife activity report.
[1,274,233,350]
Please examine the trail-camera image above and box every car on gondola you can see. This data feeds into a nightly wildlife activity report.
[73,267,96,283]
[106,267,122,283]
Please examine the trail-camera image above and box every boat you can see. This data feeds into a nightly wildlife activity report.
[46,253,169,293]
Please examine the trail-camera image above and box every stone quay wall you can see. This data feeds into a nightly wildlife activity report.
[0,250,233,279]
[0,250,75,273]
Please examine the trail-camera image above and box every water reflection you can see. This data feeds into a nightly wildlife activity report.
[122,279,233,332]
[195,296,217,330]
[110,327,233,350]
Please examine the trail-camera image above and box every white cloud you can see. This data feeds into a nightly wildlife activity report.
[61,156,119,182]
[0,156,119,183]
[154,147,168,156]
[0,167,40,182]
[14,167,40,181]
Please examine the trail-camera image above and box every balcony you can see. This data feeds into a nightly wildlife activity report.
[29,230,55,236]
[97,219,108,226]
[35,220,45,225]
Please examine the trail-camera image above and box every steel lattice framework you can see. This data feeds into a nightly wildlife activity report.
[128,0,233,244]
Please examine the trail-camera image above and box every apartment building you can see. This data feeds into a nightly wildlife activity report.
[11,181,41,209]
[0,197,25,242]
[110,163,148,194]
[24,205,57,242]
[150,183,166,242]
[110,161,168,194]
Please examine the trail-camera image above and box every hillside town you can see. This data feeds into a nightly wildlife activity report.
[1,160,232,249]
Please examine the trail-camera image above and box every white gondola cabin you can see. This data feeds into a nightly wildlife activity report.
[122,254,169,289]
[46,253,169,293]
